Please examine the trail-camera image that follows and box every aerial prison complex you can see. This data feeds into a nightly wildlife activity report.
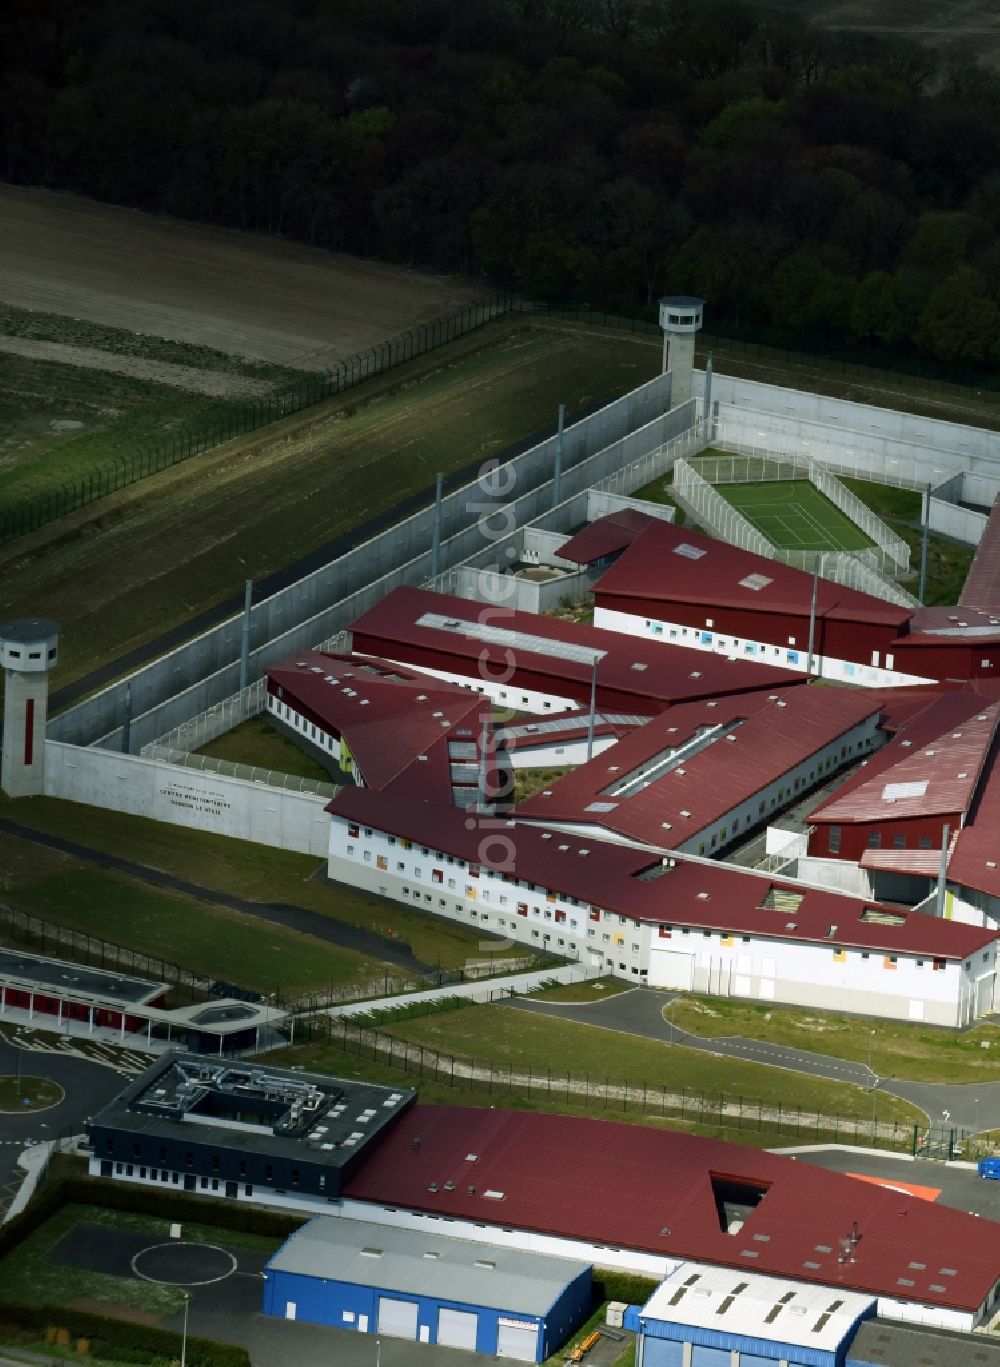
[8,299,1000,1364]
[6,297,1000,1040]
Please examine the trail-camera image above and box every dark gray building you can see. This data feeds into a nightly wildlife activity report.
[87,1052,415,1205]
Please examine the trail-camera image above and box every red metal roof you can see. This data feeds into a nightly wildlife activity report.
[557,510,662,566]
[949,738,1000,901]
[810,697,1000,826]
[516,687,881,848]
[899,605,1000,645]
[960,495,1000,611]
[267,651,489,797]
[326,788,995,959]
[345,1105,1000,1312]
[349,586,804,711]
[593,521,912,628]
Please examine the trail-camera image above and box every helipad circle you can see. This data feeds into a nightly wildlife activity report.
[131,1241,237,1287]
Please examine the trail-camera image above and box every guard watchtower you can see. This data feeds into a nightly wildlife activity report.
[1,618,59,798]
[659,296,704,408]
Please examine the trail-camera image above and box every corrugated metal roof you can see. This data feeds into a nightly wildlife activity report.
[326,787,995,959]
[267,651,490,798]
[516,688,881,847]
[642,1262,873,1350]
[810,701,999,825]
[949,738,1000,901]
[344,1105,1000,1313]
[959,495,1000,611]
[593,522,912,627]
[266,1216,588,1314]
[350,587,804,712]
[557,510,660,566]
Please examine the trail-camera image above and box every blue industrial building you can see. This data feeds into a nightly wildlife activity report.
[262,1216,592,1362]
[638,1263,876,1367]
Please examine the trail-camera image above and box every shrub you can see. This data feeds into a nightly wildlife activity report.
[0,1304,250,1367]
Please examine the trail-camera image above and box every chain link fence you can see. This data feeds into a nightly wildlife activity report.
[297,1014,917,1152]
[673,457,918,609]
[592,417,712,498]
[0,294,515,546]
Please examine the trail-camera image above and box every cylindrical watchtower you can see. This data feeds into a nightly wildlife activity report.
[1,617,59,798]
[659,295,704,407]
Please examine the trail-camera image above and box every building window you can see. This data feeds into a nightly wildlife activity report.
[893,834,906,850]
[828,826,841,854]
[867,832,881,850]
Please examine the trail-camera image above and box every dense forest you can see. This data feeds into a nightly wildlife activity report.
[4,0,1000,370]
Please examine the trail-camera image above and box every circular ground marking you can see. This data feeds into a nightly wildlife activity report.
[132,1241,237,1287]
[0,1076,65,1113]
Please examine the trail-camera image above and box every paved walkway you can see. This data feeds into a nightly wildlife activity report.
[505,989,1000,1132]
[327,963,597,1019]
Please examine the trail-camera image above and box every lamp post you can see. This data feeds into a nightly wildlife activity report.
[867,1030,875,1082]
[376,1336,382,1367]
[180,1291,190,1367]
[868,1031,877,1138]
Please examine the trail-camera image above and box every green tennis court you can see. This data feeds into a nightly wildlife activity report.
[715,480,874,552]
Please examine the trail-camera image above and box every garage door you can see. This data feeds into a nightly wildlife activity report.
[438,1307,478,1351]
[497,1318,538,1361]
[377,1297,419,1339]
[638,1340,683,1367]
[691,1346,730,1367]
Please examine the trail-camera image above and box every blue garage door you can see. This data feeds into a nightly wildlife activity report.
[640,1339,684,1367]
[692,1348,732,1367]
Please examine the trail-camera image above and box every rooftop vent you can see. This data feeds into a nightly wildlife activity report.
[674,543,707,560]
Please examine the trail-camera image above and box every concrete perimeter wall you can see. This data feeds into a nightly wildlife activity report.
[82,396,697,754]
[51,374,678,751]
[701,373,1000,489]
[928,498,989,545]
[43,741,330,856]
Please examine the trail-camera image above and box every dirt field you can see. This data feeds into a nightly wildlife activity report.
[773,0,1000,66]
[0,185,481,369]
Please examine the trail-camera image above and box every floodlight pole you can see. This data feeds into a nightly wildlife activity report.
[430,472,444,585]
[919,483,931,604]
[239,578,253,699]
[553,403,565,508]
[935,824,951,918]
[805,559,820,679]
[586,656,597,762]
[180,1291,190,1367]
[121,682,132,755]
[703,353,713,429]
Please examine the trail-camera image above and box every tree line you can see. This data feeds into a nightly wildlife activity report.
[4,0,1000,371]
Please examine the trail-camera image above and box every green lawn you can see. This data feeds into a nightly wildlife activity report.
[835,475,976,605]
[196,716,335,784]
[0,1077,63,1112]
[714,479,874,552]
[1,323,660,690]
[0,798,528,973]
[670,996,1000,1085]
[512,767,572,804]
[4,858,377,999]
[378,1002,923,1125]
[0,1203,281,1315]
[629,477,687,524]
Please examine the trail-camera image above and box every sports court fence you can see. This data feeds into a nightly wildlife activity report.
[0,294,515,546]
[672,458,918,609]
[699,441,910,574]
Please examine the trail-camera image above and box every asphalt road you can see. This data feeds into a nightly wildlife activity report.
[506,989,1000,1131]
[0,1035,127,1216]
[795,1147,1000,1222]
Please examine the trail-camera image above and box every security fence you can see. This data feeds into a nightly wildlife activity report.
[672,457,919,609]
[0,294,514,545]
[700,436,911,574]
[296,1013,918,1152]
[136,745,339,797]
[592,416,711,498]
[139,677,267,756]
